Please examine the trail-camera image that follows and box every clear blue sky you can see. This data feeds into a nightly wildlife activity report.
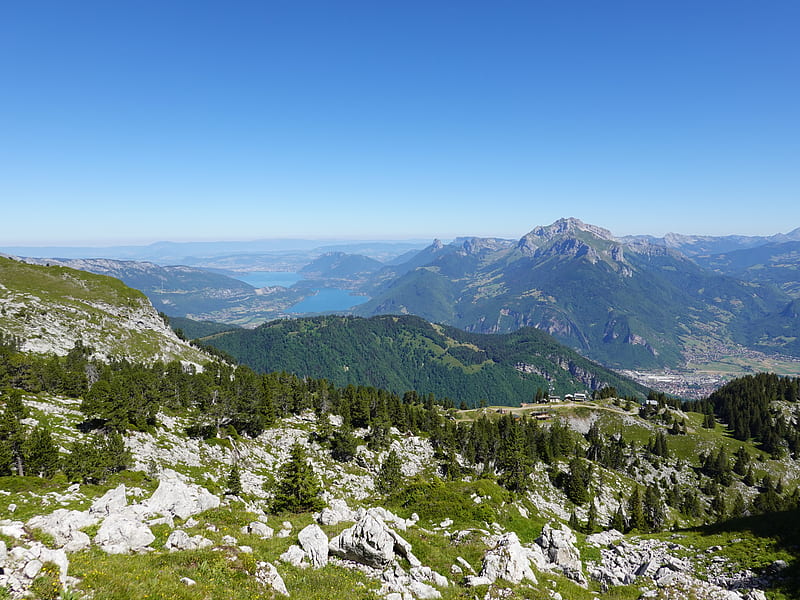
[1,0,798,245]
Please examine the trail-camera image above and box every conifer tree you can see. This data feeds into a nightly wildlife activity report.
[609,503,626,531]
[23,426,59,478]
[376,449,403,495]
[270,444,325,513]
[226,463,242,496]
[643,483,666,531]
[330,427,359,462]
[0,389,29,476]
[565,457,592,505]
[586,499,598,533]
[627,486,645,532]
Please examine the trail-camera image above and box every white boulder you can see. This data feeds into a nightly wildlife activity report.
[298,524,329,568]
[94,514,155,554]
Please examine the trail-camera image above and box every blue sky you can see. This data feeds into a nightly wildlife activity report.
[1,1,798,245]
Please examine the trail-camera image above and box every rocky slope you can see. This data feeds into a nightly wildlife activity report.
[0,256,207,365]
[2,386,798,599]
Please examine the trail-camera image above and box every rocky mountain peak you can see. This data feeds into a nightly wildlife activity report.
[516,218,616,256]
[526,218,616,242]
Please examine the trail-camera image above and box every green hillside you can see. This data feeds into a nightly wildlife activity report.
[197,314,649,406]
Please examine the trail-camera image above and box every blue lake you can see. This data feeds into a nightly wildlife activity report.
[232,271,303,288]
[289,289,369,313]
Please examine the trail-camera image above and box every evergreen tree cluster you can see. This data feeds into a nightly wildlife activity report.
[687,373,800,456]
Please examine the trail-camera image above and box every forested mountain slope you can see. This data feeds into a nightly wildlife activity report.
[196,314,649,406]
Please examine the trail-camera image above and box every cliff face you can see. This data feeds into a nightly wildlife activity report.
[0,256,208,366]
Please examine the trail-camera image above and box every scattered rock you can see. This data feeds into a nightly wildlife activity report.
[90,484,128,515]
[280,544,309,568]
[144,469,220,520]
[242,521,274,539]
[164,529,213,552]
[255,561,289,596]
[318,498,358,526]
[27,510,98,551]
[536,524,586,585]
[329,512,400,568]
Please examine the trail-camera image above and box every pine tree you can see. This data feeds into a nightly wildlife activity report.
[226,463,242,496]
[0,389,28,476]
[330,427,359,462]
[586,499,598,533]
[376,449,403,495]
[23,426,59,478]
[643,483,666,532]
[609,503,626,532]
[565,457,592,505]
[270,444,325,513]
[743,466,756,487]
[627,486,645,532]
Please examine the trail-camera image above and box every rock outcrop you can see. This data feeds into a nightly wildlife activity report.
[466,532,540,586]
[535,524,586,585]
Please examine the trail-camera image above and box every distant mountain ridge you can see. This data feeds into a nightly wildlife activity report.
[623,227,800,257]
[19,257,307,327]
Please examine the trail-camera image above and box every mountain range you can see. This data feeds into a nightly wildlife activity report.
[8,217,800,371]
[354,218,795,369]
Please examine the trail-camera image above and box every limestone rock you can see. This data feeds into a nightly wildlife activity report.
[241,521,274,539]
[318,498,358,526]
[410,566,449,588]
[23,559,43,579]
[164,529,213,552]
[298,524,328,568]
[471,532,537,585]
[0,520,27,540]
[329,512,397,568]
[585,529,623,547]
[536,524,585,585]
[255,561,289,596]
[94,514,155,554]
[143,469,220,520]
[280,544,309,568]
[27,510,99,551]
[90,484,128,515]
